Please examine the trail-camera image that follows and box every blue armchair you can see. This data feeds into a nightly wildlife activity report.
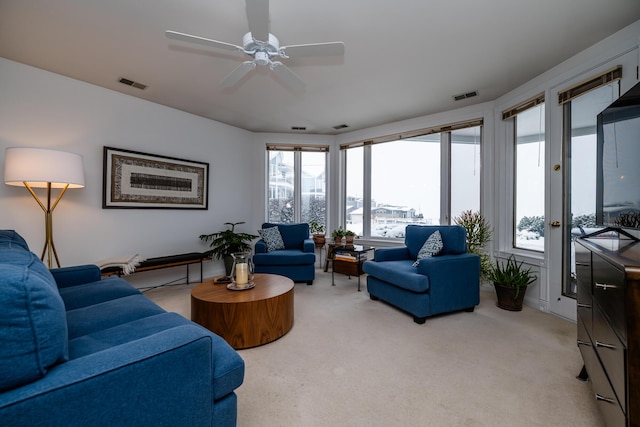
[362,225,480,323]
[253,223,316,285]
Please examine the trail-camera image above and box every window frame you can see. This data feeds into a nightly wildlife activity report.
[266,144,329,226]
[502,94,546,253]
[340,119,483,239]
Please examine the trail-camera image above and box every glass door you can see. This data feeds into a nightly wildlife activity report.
[563,84,618,298]
[548,51,636,320]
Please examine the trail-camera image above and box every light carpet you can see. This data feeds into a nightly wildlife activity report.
[145,269,604,427]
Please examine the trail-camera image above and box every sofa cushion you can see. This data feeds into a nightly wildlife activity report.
[405,225,467,259]
[58,277,142,310]
[253,249,316,266]
[262,223,309,250]
[67,312,244,401]
[412,230,443,267]
[362,259,429,292]
[258,226,285,252]
[66,294,166,339]
[0,229,30,251]
[0,252,68,392]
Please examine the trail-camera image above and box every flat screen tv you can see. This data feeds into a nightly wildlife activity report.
[596,80,640,231]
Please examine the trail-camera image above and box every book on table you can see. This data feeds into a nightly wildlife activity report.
[334,252,364,262]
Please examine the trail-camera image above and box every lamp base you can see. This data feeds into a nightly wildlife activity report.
[23,181,67,269]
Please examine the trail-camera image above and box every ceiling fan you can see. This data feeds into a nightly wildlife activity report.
[166,0,345,91]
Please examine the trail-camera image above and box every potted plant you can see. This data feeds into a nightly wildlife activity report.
[331,226,345,244]
[309,220,326,248]
[344,230,357,245]
[199,222,258,277]
[487,255,536,311]
[453,210,493,284]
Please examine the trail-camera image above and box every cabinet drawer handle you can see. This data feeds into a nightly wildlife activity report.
[577,340,592,347]
[595,282,618,290]
[595,394,617,405]
[595,340,617,350]
[575,262,590,267]
[577,303,592,309]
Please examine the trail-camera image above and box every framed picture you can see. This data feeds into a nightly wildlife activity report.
[103,146,209,209]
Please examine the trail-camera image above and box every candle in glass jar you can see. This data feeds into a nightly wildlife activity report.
[235,263,248,285]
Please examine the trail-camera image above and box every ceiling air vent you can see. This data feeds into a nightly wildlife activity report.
[453,90,478,101]
[119,77,147,90]
[333,124,349,130]
[291,126,307,131]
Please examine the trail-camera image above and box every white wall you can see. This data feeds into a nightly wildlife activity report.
[0,58,258,284]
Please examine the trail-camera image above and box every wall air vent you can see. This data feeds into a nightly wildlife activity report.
[453,90,478,101]
[333,124,349,130]
[291,126,307,131]
[119,77,147,90]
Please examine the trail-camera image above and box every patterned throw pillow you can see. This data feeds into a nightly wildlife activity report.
[258,226,285,252]
[412,230,443,267]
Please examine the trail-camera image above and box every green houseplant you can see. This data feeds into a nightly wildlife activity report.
[199,222,258,276]
[309,221,326,248]
[453,210,493,283]
[344,230,357,245]
[487,255,536,311]
[331,226,345,244]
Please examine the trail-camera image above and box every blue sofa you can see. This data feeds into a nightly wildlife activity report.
[0,230,244,427]
[253,223,316,285]
[363,225,480,324]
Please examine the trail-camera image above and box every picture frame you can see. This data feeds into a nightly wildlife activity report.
[103,146,209,209]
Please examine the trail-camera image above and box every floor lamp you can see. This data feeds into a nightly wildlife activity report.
[4,147,85,268]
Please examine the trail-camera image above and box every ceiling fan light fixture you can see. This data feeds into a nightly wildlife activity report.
[254,51,270,66]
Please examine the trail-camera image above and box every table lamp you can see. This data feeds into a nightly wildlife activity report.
[4,147,85,268]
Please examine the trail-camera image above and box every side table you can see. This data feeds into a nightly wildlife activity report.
[327,244,374,291]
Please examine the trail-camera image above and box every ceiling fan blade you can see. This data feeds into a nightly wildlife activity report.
[166,30,242,53]
[220,61,256,88]
[245,0,270,42]
[280,42,345,58]
[270,62,305,92]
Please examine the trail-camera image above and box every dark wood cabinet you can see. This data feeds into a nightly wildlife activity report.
[576,237,640,427]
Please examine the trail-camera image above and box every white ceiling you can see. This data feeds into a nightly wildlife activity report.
[1,0,639,135]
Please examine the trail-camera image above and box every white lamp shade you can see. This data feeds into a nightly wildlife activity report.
[4,147,85,189]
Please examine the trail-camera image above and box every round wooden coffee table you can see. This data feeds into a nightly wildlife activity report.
[191,273,294,349]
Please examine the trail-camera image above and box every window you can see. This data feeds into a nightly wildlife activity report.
[267,146,327,227]
[301,151,327,225]
[345,146,364,234]
[451,126,481,218]
[342,120,482,239]
[371,136,440,237]
[503,95,545,252]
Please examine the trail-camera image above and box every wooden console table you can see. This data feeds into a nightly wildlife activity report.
[101,252,210,284]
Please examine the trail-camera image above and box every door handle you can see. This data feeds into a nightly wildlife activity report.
[550,221,561,227]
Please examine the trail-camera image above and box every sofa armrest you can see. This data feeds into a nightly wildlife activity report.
[255,240,267,254]
[0,325,216,426]
[50,264,101,289]
[303,238,315,253]
[374,246,410,262]
[417,253,480,311]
